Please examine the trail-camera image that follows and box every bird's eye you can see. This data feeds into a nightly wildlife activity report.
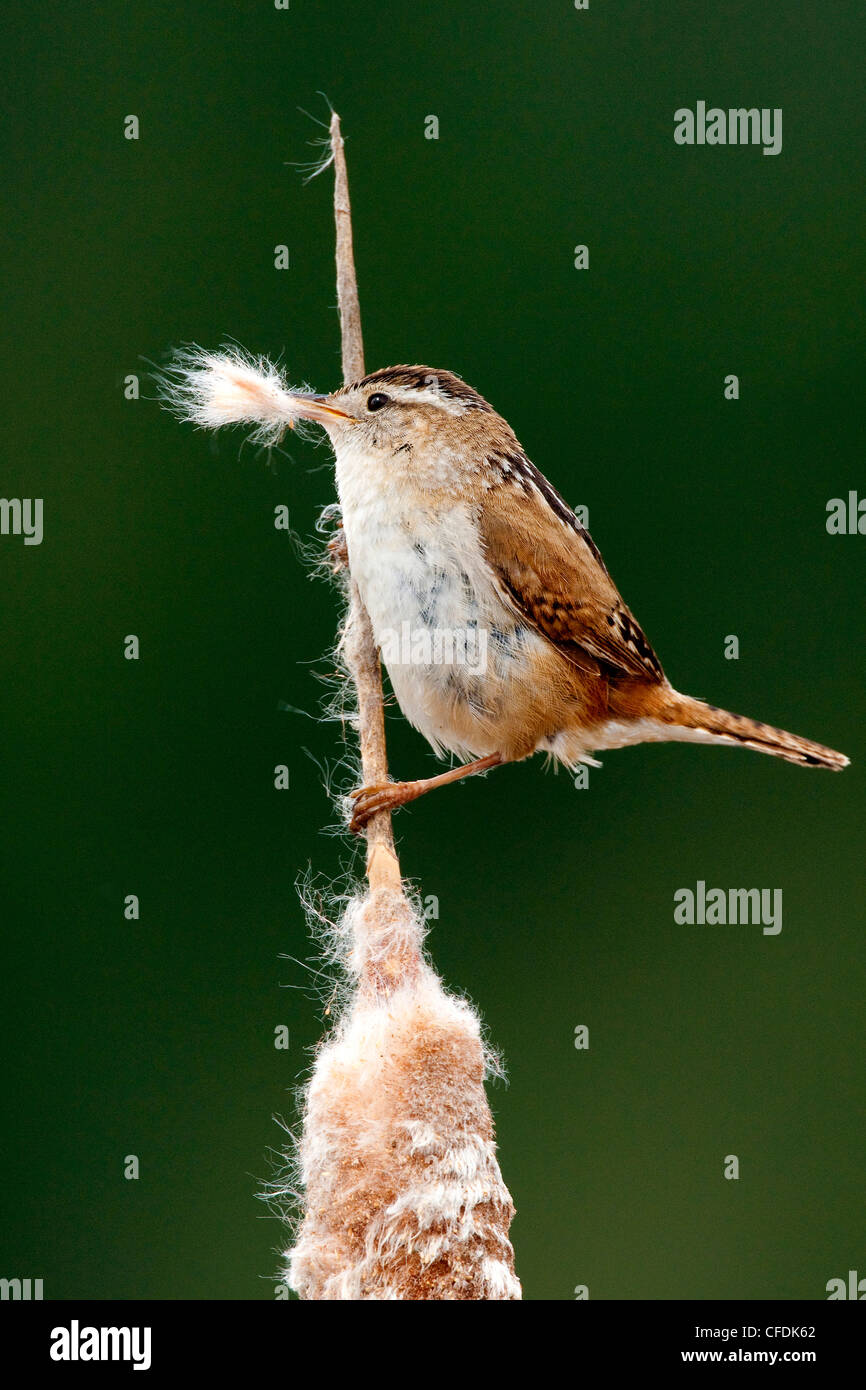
[366,392,390,412]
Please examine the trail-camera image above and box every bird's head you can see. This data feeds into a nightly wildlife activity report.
[294,365,511,487]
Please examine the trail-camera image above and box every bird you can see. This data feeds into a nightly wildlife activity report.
[175,357,850,831]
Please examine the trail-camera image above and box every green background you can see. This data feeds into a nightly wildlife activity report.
[2,0,863,1300]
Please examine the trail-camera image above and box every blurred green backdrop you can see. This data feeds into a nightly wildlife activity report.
[1,0,863,1300]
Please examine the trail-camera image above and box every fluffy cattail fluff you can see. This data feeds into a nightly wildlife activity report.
[261,594,521,1300]
[157,345,316,446]
[277,882,521,1300]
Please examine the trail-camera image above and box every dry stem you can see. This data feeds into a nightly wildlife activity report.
[283,112,520,1302]
[330,111,402,896]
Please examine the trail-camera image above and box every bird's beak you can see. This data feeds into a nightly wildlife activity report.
[289,393,354,425]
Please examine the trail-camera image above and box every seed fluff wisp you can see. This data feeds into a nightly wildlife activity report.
[157,344,321,447]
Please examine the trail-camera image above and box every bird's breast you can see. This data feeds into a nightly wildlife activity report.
[335,466,538,758]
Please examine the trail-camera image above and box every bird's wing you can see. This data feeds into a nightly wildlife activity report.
[477,457,664,681]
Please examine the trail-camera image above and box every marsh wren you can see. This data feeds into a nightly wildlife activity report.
[289,365,849,830]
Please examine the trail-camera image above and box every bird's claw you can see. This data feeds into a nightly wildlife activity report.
[327,525,349,572]
[348,782,403,833]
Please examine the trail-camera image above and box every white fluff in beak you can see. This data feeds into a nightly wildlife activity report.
[158,344,332,445]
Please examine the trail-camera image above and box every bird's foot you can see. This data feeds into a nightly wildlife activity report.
[348,753,505,833]
[327,525,349,572]
[348,780,421,833]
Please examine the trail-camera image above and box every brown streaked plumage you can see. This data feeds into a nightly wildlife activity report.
[284,365,849,828]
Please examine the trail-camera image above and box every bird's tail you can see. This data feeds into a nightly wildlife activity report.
[661,691,849,771]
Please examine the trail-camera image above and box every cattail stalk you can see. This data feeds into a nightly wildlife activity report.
[283,113,520,1300]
